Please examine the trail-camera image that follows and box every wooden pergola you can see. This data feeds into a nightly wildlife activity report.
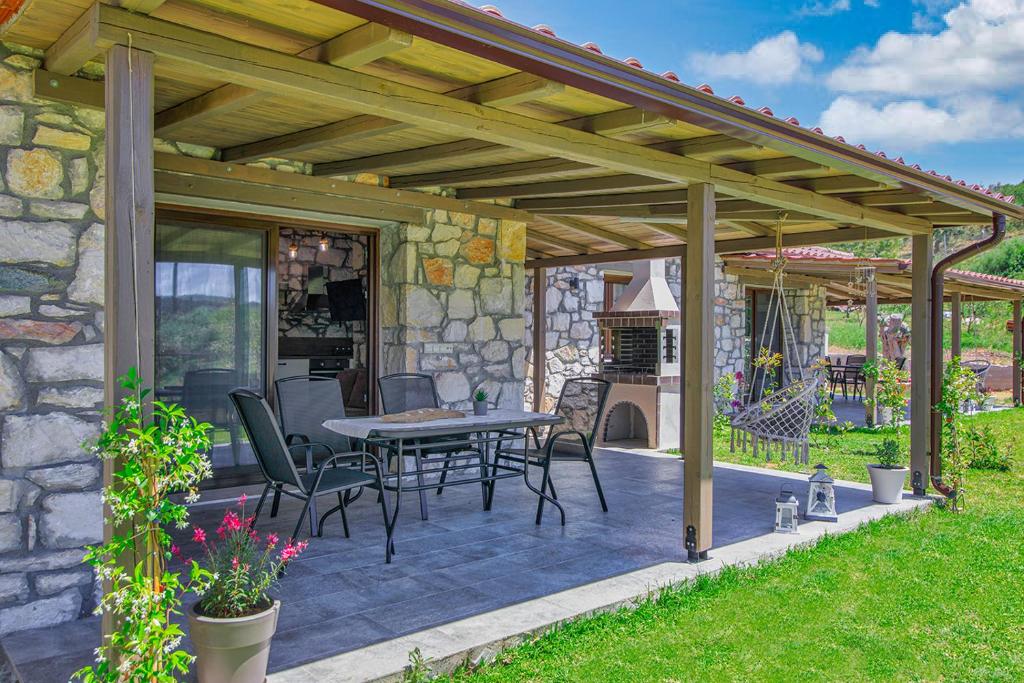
[8,0,1023,563]
[723,249,1024,414]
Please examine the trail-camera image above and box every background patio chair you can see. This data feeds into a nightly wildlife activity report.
[377,373,481,520]
[833,354,866,400]
[493,377,612,524]
[182,368,242,465]
[961,359,992,411]
[229,389,389,546]
[273,375,357,521]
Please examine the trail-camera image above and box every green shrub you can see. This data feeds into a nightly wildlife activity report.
[872,438,903,469]
[962,424,1011,472]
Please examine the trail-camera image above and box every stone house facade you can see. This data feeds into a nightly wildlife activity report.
[0,40,529,633]
[525,258,829,422]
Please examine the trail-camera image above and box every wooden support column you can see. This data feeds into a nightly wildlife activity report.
[865,274,878,427]
[532,267,546,412]
[910,234,932,496]
[102,42,156,642]
[684,183,715,561]
[1014,300,1022,406]
[950,292,962,361]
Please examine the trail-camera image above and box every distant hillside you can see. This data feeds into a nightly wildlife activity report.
[832,180,1024,264]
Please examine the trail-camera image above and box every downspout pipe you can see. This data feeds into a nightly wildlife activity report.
[928,213,1006,496]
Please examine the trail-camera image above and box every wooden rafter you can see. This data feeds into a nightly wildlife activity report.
[538,216,650,250]
[526,229,596,253]
[641,222,687,241]
[156,22,415,139]
[44,6,101,75]
[90,5,932,235]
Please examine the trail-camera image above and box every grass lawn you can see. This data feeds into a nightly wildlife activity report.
[447,409,1024,682]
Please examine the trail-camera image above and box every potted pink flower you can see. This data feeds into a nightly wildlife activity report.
[186,496,307,683]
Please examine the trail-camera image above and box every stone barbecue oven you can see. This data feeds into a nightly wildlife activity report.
[592,260,680,449]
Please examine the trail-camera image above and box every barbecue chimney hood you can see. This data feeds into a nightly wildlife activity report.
[611,259,680,314]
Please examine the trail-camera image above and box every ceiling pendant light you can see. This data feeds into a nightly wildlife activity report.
[288,240,299,259]
[319,235,329,252]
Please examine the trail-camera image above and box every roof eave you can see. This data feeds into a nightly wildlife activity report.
[317,0,1022,222]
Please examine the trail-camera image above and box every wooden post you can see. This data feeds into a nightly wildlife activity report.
[910,234,932,496]
[1014,299,1022,407]
[950,292,962,361]
[102,43,156,643]
[684,183,715,561]
[865,274,878,427]
[532,266,546,412]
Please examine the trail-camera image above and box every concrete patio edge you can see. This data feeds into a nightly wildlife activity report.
[268,467,933,683]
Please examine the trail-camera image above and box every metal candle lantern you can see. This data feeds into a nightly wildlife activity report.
[806,463,838,522]
[775,484,799,534]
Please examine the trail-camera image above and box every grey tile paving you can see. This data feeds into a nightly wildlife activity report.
[4,450,887,682]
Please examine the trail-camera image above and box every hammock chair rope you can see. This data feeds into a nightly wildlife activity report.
[731,213,821,465]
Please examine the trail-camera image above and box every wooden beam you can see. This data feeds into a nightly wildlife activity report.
[532,266,546,413]
[153,153,532,222]
[525,226,900,268]
[789,175,891,194]
[320,21,413,67]
[642,222,687,241]
[312,139,497,177]
[910,234,932,495]
[155,84,266,138]
[539,215,650,250]
[33,70,104,110]
[92,6,931,235]
[160,22,413,145]
[726,157,828,178]
[865,274,879,427]
[841,190,937,207]
[517,189,686,212]
[391,134,762,189]
[950,292,962,360]
[460,174,671,200]
[684,182,715,561]
[115,0,168,12]
[45,5,101,75]
[446,71,564,108]
[226,71,561,164]
[103,42,156,644]
[527,229,595,253]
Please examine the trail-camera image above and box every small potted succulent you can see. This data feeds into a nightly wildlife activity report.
[473,388,489,416]
[186,496,308,683]
[867,437,908,504]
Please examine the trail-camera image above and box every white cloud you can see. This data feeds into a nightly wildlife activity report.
[828,0,1024,96]
[797,0,851,17]
[690,31,824,85]
[818,95,1024,148]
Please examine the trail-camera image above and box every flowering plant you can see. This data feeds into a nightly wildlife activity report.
[76,369,213,683]
[863,357,910,429]
[191,496,308,619]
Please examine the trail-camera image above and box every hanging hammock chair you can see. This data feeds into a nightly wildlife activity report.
[730,217,821,465]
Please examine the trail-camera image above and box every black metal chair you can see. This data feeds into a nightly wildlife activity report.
[182,368,242,465]
[493,377,612,524]
[229,389,390,548]
[376,373,479,520]
[273,375,359,527]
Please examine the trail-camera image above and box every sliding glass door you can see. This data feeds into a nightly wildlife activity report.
[154,220,267,484]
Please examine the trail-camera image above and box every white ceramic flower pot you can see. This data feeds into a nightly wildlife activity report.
[188,600,280,683]
[867,465,908,504]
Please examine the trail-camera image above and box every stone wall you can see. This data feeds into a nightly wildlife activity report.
[0,44,105,634]
[714,262,747,379]
[787,284,829,368]
[380,210,528,410]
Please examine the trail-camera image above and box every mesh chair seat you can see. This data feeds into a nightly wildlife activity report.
[300,466,377,494]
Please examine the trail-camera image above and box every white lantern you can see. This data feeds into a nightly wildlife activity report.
[775,485,799,534]
[806,463,838,522]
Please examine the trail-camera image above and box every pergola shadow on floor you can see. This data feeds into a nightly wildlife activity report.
[4,450,897,682]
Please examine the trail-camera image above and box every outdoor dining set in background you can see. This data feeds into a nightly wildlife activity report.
[227,374,613,563]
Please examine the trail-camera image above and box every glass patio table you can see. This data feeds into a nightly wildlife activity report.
[323,409,564,562]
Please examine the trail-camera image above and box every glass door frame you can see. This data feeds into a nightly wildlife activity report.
[155,206,381,488]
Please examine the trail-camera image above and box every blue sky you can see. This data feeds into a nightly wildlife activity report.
[483,0,1024,186]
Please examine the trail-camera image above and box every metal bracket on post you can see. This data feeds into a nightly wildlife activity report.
[912,470,924,496]
[685,525,706,562]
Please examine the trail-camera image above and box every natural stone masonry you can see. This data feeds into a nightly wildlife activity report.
[0,43,105,633]
[381,209,528,412]
[524,257,819,410]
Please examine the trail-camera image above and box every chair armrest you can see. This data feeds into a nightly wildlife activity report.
[544,429,589,457]
[285,433,311,446]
